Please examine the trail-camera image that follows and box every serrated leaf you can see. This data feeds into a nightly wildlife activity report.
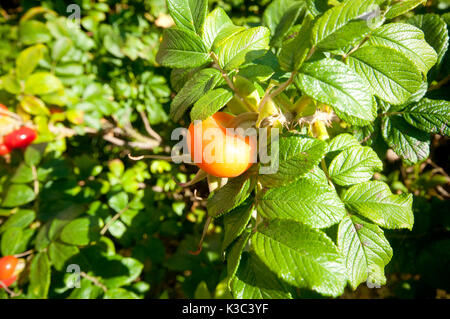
[297,58,375,126]
[407,14,449,76]
[217,27,270,70]
[265,1,306,48]
[222,200,254,252]
[202,7,237,49]
[252,219,347,297]
[207,173,255,218]
[328,145,383,186]
[368,23,437,74]
[166,0,207,34]
[326,133,360,153]
[190,88,233,121]
[2,184,36,207]
[28,252,51,299]
[312,0,383,50]
[347,45,423,105]
[337,215,392,290]
[230,251,293,299]
[385,0,426,19]
[279,15,314,71]
[342,181,414,230]
[401,98,450,136]
[258,133,327,188]
[257,175,345,229]
[170,68,222,122]
[381,115,430,163]
[156,28,211,69]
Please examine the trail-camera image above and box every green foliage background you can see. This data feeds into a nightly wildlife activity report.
[0,0,449,299]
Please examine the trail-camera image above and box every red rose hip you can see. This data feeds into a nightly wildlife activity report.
[3,126,37,150]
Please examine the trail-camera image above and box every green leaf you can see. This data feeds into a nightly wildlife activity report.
[256,175,346,229]
[20,95,50,116]
[100,256,143,288]
[252,219,347,297]
[28,253,51,298]
[227,230,251,286]
[346,45,423,105]
[0,209,35,233]
[48,241,80,271]
[230,251,293,299]
[202,8,241,49]
[267,1,306,48]
[60,217,100,246]
[25,144,44,167]
[385,0,426,19]
[190,88,233,121]
[10,163,34,184]
[297,58,375,125]
[368,23,438,74]
[156,28,211,69]
[342,181,414,230]
[381,115,430,163]
[19,20,52,45]
[326,133,360,153]
[259,134,327,188]
[2,184,36,207]
[24,72,64,95]
[222,200,253,252]
[1,227,23,255]
[279,15,314,72]
[104,288,140,299]
[1,73,21,94]
[311,0,383,49]
[52,37,73,61]
[16,44,45,80]
[207,173,255,218]
[328,145,383,186]
[108,192,129,213]
[170,68,222,122]
[263,0,297,35]
[217,27,270,70]
[166,0,207,34]
[407,14,449,75]
[337,215,392,290]
[401,98,450,136]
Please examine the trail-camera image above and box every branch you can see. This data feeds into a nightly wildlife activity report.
[258,71,297,116]
[80,272,108,293]
[138,110,162,142]
[100,205,130,236]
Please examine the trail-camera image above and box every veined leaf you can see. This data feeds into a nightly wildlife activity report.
[297,58,375,126]
[170,68,222,122]
[328,145,383,186]
[337,215,392,290]
[222,200,254,253]
[207,173,255,218]
[312,0,383,49]
[342,181,414,230]
[156,28,211,69]
[346,45,423,105]
[326,133,360,153]
[217,27,270,70]
[190,87,233,121]
[407,14,449,75]
[230,251,293,299]
[257,175,346,229]
[202,8,242,50]
[16,44,45,80]
[252,219,347,297]
[258,133,327,188]
[401,98,450,136]
[166,0,207,34]
[279,15,314,71]
[385,0,426,20]
[28,252,51,298]
[368,23,437,74]
[381,115,430,163]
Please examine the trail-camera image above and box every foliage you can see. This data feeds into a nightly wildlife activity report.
[0,0,449,299]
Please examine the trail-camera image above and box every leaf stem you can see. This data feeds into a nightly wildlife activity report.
[321,159,335,189]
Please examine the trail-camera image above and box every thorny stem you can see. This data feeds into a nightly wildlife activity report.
[258,71,297,117]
